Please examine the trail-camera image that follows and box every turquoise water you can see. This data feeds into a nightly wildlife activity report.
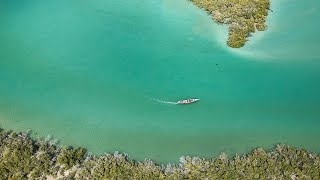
[1,0,320,163]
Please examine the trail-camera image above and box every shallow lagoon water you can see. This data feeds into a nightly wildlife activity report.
[1,0,320,163]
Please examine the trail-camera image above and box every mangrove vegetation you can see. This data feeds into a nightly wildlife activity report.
[0,128,320,179]
[189,0,271,48]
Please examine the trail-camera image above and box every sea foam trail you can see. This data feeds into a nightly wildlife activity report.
[148,97,178,105]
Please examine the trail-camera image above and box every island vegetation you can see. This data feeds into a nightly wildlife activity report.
[0,128,319,179]
[189,0,271,48]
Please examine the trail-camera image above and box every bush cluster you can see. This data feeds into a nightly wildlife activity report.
[1,129,319,179]
[190,0,270,48]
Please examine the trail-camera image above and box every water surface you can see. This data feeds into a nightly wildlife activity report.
[1,0,320,163]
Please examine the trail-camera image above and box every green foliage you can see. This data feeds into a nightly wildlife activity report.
[1,128,320,179]
[0,131,35,179]
[0,129,85,179]
[57,146,87,169]
[190,0,271,48]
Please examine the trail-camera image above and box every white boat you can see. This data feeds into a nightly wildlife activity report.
[177,98,200,104]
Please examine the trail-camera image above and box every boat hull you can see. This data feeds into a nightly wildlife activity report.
[177,98,200,104]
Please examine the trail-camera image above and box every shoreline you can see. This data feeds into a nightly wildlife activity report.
[190,0,271,48]
[2,116,320,164]
[224,0,280,60]
[1,128,319,179]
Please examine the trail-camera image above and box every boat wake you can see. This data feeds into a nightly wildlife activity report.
[148,97,178,105]
[148,97,200,105]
